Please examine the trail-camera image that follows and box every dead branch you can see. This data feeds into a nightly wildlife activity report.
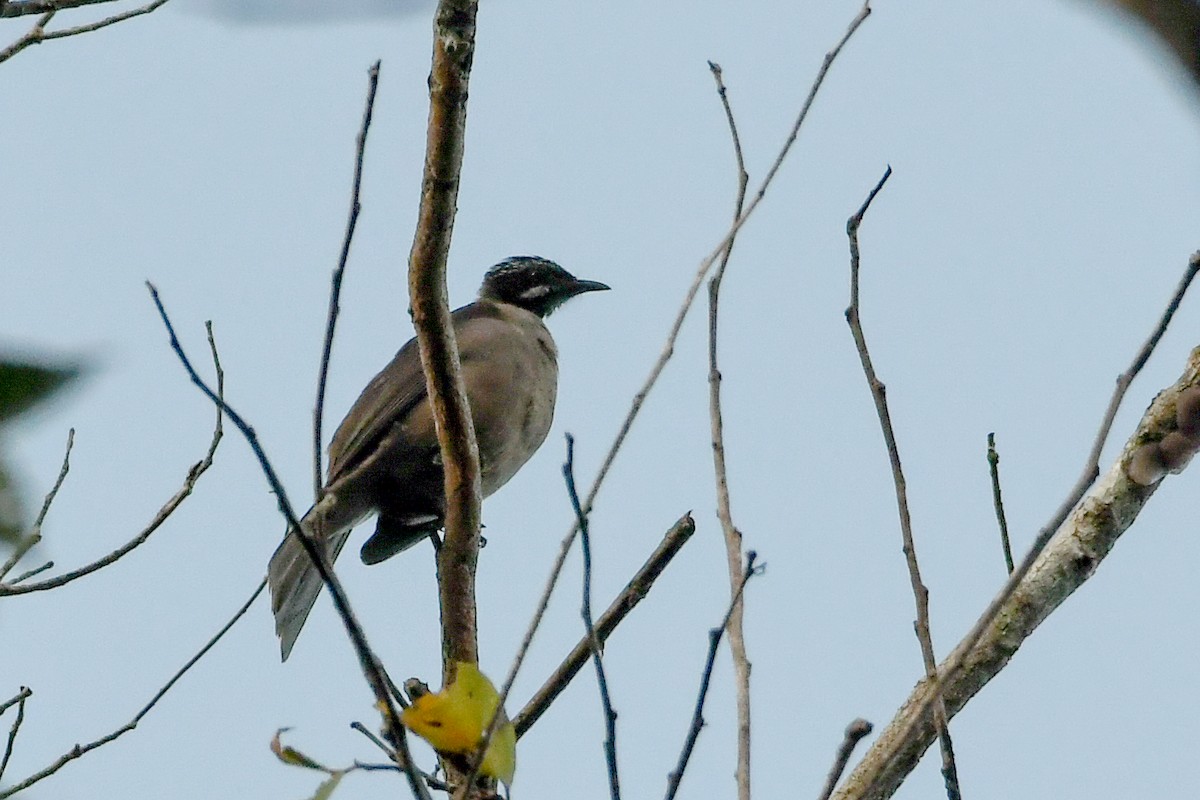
[0,326,222,597]
[705,58,753,800]
[833,348,1200,800]
[844,167,962,799]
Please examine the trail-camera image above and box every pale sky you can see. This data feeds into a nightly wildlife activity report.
[3,2,1199,799]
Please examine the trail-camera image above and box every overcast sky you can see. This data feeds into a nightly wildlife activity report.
[2,2,1199,799]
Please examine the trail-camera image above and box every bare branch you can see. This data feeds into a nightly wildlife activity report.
[497,6,873,755]
[315,61,382,499]
[0,690,27,783]
[0,688,30,719]
[834,256,1200,799]
[404,0,481,684]
[986,433,1014,574]
[817,719,873,800]
[705,58,753,800]
[145,287,431,800]
[664,552,761,800]
[0,327,222,597]
[513,512,695,737]
[2,0,123,17]
[0,428,72,581]
[0,578,266,798]
[563,434,620,800]
[844,167,962,799]
[0,0,171,65]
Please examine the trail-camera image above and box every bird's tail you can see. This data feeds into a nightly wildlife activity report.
[268,516,353,662]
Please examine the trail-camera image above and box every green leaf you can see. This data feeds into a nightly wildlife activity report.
[0,361,80,423]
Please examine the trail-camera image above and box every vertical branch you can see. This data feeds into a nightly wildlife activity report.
[314,61,382,499]
[405,0,481,677]
[563,434,621,800]
[705,60,753,800]
[844,167,962,800]
[986,433,1014,574]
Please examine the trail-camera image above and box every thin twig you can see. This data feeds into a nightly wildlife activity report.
[8,561,54,584]
[0,692,26,783]
[513,513,695,737]
[0,689,30,719]
[664,552,761,800]
[315,60,381,499]
[563,434,620,800]
[835,254,1200,800]
[351,722,449,790]
[145,287,431,800]
[845,166,961,800]
[986,433,1014,574]
[0,0,171,65]
[494,2,871,758]
[0,578,267,798]
[0,428,71,581]
[816,719,874,800]
[0,329,223,597]
[705,58,754,800]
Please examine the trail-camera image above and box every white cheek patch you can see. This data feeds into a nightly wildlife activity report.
[519,285,552,301]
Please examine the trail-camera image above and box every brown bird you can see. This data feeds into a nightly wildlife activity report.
[268,256,609,660]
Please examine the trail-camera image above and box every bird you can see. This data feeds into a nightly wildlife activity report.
[268,256,609,661]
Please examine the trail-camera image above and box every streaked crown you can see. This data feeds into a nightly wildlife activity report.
[479,256,610,317]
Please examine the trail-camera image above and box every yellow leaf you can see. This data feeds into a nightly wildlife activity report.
[400,662,517,785]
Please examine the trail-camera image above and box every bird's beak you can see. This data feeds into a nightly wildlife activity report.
[570,279,611,295]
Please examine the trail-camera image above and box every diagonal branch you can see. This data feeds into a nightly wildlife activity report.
[513,512,695,737]
[146,288,431,800]
[844,167,961,799]
[314,61,382,499]
[0,0,171,65]
[1,325,222,597]
[665,552,761,800]
[0,578,266,798]
[833,254,1200,800]
[493,2,873,753]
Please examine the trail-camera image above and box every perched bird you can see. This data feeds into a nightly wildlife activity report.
[268,256,609,661]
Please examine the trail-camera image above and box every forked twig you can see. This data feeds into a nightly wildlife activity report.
[845,166,961,799]
[0,428,72,582]
[705,58,754,800]
[513,513,695,737]
[494,0,873,751]
[0,0,171,65]
[0,578,266,798]
[664,553,761,800]
[1,327,223,597]
[145,287,430,800]
[835,254,1200,800]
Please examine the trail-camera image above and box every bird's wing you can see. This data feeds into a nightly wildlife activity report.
[327,302,500,482]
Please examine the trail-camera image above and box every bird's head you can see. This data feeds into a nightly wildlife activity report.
[479,256,610,318]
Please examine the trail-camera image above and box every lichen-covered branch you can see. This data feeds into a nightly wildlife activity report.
[832,347,1200,800]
